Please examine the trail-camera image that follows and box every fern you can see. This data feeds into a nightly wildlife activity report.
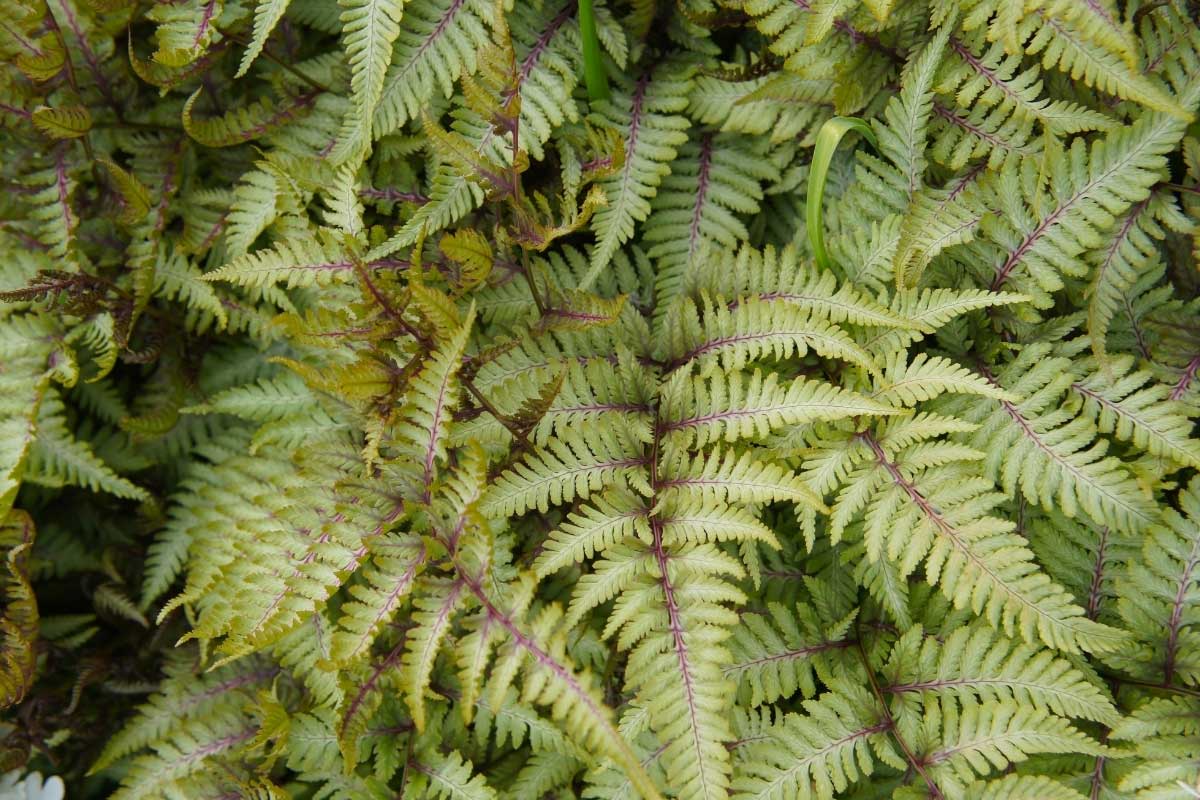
[332,0,405,160]
[6,2,1200,799]
[585,64,692,286]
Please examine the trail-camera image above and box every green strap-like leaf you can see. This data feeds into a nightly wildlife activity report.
[806,116,876,271]
[578,0,609,101]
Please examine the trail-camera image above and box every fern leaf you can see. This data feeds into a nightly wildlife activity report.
[725,601,853,707]
[1085,194,1178,363]
[988,105,1192,301]
[694,244,918,331]
[661,296,878,377]
[332,0,404,160]
[919,697,1116,788]
[644,132,777,308]
[146,0,224,67]
[371,0,490,138]
[1070,355,1200,470]
[660,369,903,449]
[875,22,948,197]
[183,87,319,147]
[872,352,1016,407]
[25,392,147,501]
[1110,475,1200,686]
[585,65,692,286]
[331,535,425,664]
[954,346,1157,531]
[533,487,649,578]
[236,0,292,77]
[481,429,647,517]
[883,624,1119,724]
[400,577,467,731]
[392,304,475,503]
[826,427,1128,654]
[31,104,92,139]
[204,230,355,288]
[1023,11,1186,116]
[730,687,895,800]
[411,749,497,800]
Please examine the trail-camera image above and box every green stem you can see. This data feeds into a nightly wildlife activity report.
[578,0,610,102]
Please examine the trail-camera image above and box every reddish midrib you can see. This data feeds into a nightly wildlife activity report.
[1162,536,1200,685]
[194,0,219,48]
[647,414,715,798]
[1171,355,1200,401]
[405,0,466,78]
[421,362,455,501]
[687,133,715,257]
[340,639,406,738]
[726,639,851,672]
[1092,199,1149,297]
[518,1,576,85]
[1086,526,1110,621]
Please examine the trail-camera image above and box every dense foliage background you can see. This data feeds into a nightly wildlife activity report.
[3,0,1200,798]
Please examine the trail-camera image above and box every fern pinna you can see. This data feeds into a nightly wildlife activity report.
[3,0,1200,798]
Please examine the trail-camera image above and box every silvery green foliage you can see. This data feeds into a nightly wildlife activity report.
[2,1,1200,799]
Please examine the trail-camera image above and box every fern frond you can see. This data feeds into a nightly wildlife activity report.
[692,243,917,331]
[110,719,259,799]
[1110,475,1200,686]
[730,687,895,800]
[894,164,986,289]
[916,697,1116,789]
[0,511,37,709]
[204,229,355,288]
[817,425,1127,654]
[331,0,404,160]
[586,64,692,286]
[1069,354,1200,470]
[660,296,878,376]
[951,345,1157,531]
[183,88,320,147]
[23,152,80,263]
[882,624,1119,724]
[987,104,1192,303]
[939,32,1116,138]
[858,287,1028,356]
[331,535,425,664]
[391,305,475,503]
[94,656,278,772]
[371,0,491,138]
[0,316,57,516]
[410,748,496,800]
[644,131,777,308]
[1085,192,1182,363]
[1022,11,1186,116]
[401,576,468,731]
[725,600,855,707]
[660,368,903,449]
[660,446,826,513]
[533,487,648,579]
[146,0,225,67]
[236,0,292,76]
[481,429,647,517]
[25,392,147,501]
[875,22,947,198]
[965,774,1090,800]
[871,352,1016,407]
[1110,695,1200,798]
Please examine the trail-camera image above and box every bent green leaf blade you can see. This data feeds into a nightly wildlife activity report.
[806,116,877,271]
